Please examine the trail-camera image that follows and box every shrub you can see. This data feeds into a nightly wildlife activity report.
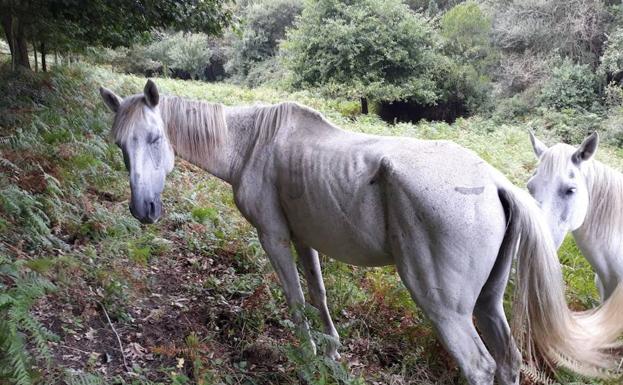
[150,32,214,80]
[441,1,493,68]
[282,0,442,106]
[539,58,601,111]
[492,89,539,122]
[112,31,218,80]
[226,0,303,85]
[601,106,623,147]
[496,51,551,94]
[491,0,607,64]
[600,26,623,82]
[536,108,603,144]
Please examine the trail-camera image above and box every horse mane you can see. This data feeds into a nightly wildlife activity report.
[160,96,227,167]
[111,96,322,169]
[253,101,321,144]
[580,159,623,243]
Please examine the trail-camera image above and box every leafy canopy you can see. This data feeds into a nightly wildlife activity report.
[1,0,232,53]
[282,0,442,103]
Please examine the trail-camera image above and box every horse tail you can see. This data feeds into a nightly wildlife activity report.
[497,185,623,377]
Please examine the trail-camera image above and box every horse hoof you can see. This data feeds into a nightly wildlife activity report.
[327,350,341,360]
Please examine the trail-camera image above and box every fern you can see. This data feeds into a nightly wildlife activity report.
[0,256,58,385]
[0,156,20,172]
[522,363,559,385]
[64,373,105,385]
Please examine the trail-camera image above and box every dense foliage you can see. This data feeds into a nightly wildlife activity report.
[539,58,601,111]
[0,0,231,70]
[282,0,442,105]
[226,0,303,86]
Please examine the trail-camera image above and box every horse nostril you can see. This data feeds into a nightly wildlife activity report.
[149,201,156,216]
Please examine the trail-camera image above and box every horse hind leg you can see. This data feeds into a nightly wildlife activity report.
[405,283,496,384]
[473,234,521,385]
[294,241,341,359]
[394,252,496,385]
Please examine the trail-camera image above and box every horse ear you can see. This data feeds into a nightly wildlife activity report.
[529,130,548,158]
[144,79,159,108]
[572,132,599,164]
[100,87,122,113]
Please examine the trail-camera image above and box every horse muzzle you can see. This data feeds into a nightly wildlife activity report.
[129,196,162,224]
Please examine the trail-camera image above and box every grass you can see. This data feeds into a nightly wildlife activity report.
[0,61,619,385]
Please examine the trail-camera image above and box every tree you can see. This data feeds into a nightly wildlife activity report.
[282,0,441,113]
[226,0,303,85]
[441,1,493,64]
[0,0,232,71]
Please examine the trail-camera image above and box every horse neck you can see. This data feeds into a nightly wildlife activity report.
[575,160,623,245]
[160,96,239,183]
[162,99,321,184]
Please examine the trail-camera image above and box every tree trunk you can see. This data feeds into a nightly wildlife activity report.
[1,14,14,56]
[32,40,38,72]
[40,41,46,71]
[360,97,369,114]
[14,17,30,69]
[1,14,17,70]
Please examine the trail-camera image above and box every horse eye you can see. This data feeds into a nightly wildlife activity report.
[150,136,161,145]
[565,187,576,196]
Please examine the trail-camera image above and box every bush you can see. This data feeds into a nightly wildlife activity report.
[226,0,303,85]
[600,26,623,82]
[491,0,607,64]
[536,107,603,144]
[539,58,601,111]
[112,31,220,80]
[432,55,493,115]
[492,89,539,122]
[496,51,550,94]
[441,1,494,69]
[601,106,623,147]
[281,0,441,104]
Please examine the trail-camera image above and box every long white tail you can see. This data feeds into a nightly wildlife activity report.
[498,186,623,377]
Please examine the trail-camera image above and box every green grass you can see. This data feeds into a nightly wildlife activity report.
[0,61,619,385]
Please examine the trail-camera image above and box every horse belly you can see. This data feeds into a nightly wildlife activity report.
[281,188,392,267]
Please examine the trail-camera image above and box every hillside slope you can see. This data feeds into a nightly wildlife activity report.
[0,63,616,385]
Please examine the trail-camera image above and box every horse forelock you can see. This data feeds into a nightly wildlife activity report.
[538,143,576,177]
[110,95,148,144]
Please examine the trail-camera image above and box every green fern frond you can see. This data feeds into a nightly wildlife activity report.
[0,256,58,384]
[64,372,106,385]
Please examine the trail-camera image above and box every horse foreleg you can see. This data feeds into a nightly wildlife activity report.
[259,232,316,355]
[294,241,340,359]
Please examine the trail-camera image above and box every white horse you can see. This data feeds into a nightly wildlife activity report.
[529,132,623,301]
[99,80,623,385]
